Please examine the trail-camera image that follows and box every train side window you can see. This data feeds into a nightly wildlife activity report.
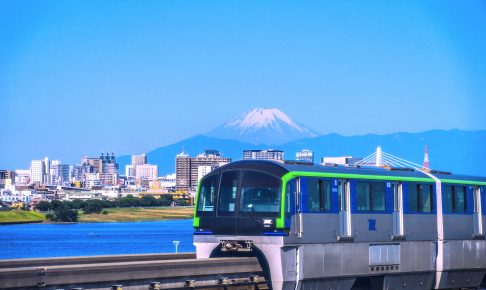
[408,183,433,213]
[308,179,331,212]
[217,171,240,214]
[408,184,418,212]
[444,185,453,212]
[356,182,386,212]
[420,184,433,212]
[455,186,466,212]
[443,185,467,213]
[197,174,220,213]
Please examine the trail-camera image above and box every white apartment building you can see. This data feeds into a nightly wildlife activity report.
[135,164,158,180]
[15,169,30,185]
[30,160,45,184]
[197,165,212,183]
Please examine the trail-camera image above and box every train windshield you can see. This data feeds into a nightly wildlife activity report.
[197,174,219,213]
[196,170,282,217]
[240,171,281,214]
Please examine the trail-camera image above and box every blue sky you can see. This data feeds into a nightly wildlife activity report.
[1,0,485,169]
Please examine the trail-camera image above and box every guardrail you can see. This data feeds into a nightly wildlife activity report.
[0,253,268,289]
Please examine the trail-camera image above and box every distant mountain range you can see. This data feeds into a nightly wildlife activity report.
[117,131,486,177]
[118,108,486,177]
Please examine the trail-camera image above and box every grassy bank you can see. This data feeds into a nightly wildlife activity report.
[0,210,45,224]
[79,206,194,222]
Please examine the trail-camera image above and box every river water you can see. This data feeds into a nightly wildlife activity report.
[0,219,195,259]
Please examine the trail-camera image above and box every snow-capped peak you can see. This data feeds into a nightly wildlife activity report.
[225,108,306,132]
[207,107,319,145]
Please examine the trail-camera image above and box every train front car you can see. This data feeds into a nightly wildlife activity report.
[193,160,291,289]
[193,160,486,290]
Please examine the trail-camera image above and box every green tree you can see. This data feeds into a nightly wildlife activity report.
[140,195,157,207]
[54,207,78,222]
[35,201,50,211]
[71,199,86,209]
[50,200,64,210]
[82,200,103,214]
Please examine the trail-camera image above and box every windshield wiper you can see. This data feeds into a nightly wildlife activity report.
[245,204,262,224]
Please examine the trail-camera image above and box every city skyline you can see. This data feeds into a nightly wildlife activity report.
[2,1,486,169]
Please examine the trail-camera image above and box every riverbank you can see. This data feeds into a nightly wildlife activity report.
[0,210,45,224]
[79,206,194,222]
[0,207,194,224]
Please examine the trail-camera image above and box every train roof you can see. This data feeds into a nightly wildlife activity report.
[214,160,486,185]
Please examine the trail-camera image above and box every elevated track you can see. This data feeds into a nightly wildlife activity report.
[0,253,268,289]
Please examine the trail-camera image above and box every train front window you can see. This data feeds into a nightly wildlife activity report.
[240,171,281,214]
[197,174,220,213]
[218,171,240,214]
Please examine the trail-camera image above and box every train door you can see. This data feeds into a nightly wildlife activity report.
[338,180,352,239]
[473,186,483,237]
[215,170,240,235]
[392,182,405,238]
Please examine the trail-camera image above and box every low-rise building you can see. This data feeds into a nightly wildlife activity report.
[296,149,314,163]
[321,156,363,165]
[243,149,284,160]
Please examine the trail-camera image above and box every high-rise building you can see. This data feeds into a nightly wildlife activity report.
[126,153,148,178]
[132,154,147,167]
[296,149,314,163]
[243,149,284,160]
[176,150,231,191]
[57,164,71,184]
[0,170,15,189]
[81,155,103,173]
[197,166,212,184]
[125,165,135,178]
[50,160,60,185]
[135,164,158,180]
[100,152,119,185]
[30,160,45,184]
[43,157,51,185]
[175,152,191,191]
[15,169,30,185]
[73,164,93,184]
[73,152,119,187]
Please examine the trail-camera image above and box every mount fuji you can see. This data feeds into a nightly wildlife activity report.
[207,108,319,145]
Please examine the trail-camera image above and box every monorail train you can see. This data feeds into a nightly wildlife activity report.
[193,160,486,290]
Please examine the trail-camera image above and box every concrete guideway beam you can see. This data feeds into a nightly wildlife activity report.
[0,253,196,269]
[0,257,265,289]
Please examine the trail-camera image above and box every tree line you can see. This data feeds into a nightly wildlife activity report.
[37,194,186,222]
